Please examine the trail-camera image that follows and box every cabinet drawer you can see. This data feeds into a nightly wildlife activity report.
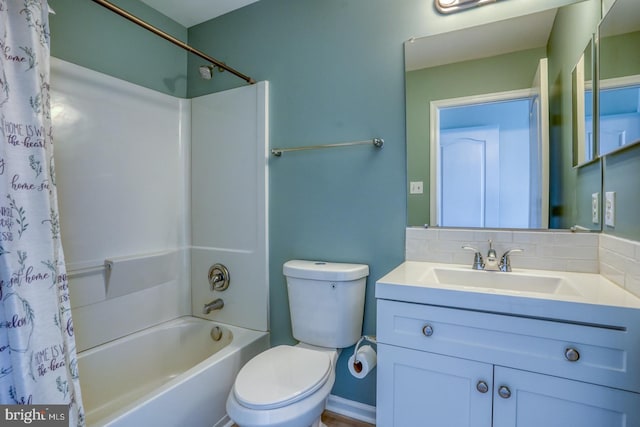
[377,299,640,393]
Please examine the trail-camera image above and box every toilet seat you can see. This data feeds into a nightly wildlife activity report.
[233,345,332,410]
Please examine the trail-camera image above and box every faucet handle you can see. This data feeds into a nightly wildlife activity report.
[499,249,523,272]
[462,245,484,270]
[208,263,230,291]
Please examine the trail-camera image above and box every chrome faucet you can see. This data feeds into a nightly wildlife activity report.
[203,298,224,314]
[462,245,484,270]
[499,248,524,272]
[484,240,500,271]
[462,240,523,272]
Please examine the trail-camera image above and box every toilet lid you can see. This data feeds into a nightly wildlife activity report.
[234,345,332,410]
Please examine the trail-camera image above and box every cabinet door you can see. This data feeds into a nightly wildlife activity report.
[377,343,493,427]
[493,366,640,427]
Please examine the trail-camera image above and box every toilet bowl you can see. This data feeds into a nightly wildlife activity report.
[226,260,369,427]
[226,344,338,427]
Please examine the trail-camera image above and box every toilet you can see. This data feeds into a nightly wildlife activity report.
[226,260,369,427]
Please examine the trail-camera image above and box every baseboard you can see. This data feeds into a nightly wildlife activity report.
[215,415,234,427]
[326,394,376,424]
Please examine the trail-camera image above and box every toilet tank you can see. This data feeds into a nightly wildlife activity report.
[283,260,369,348]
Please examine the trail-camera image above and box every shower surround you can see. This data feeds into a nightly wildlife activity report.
[50,58,269,425]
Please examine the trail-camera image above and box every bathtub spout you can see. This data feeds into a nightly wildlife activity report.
[203,298,224,314]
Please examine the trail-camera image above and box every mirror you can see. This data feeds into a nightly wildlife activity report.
[598,0,640,157]
[406,2,601,230]
[572,38,596,166]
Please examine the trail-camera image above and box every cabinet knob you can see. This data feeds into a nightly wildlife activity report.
[564,347,580,362]
[476,381,489,394]
[498,385,511,399]
[422,324,434,337]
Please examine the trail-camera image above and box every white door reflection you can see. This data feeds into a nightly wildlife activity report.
[434,96,544,228]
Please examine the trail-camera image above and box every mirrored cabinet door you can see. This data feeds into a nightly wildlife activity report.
[598,0,640,157]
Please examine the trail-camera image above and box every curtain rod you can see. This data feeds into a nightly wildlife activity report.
[90,0,256,85]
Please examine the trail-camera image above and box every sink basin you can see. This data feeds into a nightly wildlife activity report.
[376,261,640,329]
[422,267,582,296]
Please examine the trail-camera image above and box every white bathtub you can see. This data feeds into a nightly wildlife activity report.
[78,316,269,427]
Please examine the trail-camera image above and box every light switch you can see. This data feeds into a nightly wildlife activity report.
[605,191,615,227]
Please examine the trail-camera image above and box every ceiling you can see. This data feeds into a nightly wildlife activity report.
[139,0,260,27]
[601,0,640,37]
[138,1,557,69]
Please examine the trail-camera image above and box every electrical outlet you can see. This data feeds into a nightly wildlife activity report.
[410,181,424,195]
[591,193,599,224]
[605,191,616,227]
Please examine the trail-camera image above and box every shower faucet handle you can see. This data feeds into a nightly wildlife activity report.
[208,263,230,291]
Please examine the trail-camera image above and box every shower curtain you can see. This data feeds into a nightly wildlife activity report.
[0,1,84,425]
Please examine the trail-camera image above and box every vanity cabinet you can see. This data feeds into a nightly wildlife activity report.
[376,299,640,427]
[377,344,493,426]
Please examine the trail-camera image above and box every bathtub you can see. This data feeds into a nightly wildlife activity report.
[78,316,269,427]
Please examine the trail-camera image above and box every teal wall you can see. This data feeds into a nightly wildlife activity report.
[405,48,546,226]
[187,0,417,405]
[48,0,596,408]
[49,0,188,97]
[187,0,585,406]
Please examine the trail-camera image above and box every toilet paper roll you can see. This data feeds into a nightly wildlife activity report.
[348,345,377,379]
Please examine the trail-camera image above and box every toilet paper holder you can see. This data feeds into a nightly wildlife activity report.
[351,335,377,374]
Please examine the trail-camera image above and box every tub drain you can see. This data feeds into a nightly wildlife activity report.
[210,326,223,341]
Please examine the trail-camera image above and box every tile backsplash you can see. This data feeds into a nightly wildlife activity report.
[406,227,599,273]
[406,227,640,299]
[599,234,640,297]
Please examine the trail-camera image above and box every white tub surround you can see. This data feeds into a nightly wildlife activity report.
[52,58,191,351]
[52,58,270,352]
[78,317,269,427]
[104,250,180,299]
[190,83,269,332]
[51,58,271,427]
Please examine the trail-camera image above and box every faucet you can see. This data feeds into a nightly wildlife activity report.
[203,298,224,314]
[484,240,500,271]
[462,245,484,270]
[499,248,523,272]
[462,240,523,272]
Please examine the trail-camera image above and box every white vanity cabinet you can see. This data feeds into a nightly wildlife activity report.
[376,299,640,427]
[492,366,639,427]
[377,343,493,426]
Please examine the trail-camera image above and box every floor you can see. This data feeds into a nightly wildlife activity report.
[231,410,375,427]
[321,410,375,427]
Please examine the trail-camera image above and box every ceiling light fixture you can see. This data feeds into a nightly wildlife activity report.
[435,0,497,14]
